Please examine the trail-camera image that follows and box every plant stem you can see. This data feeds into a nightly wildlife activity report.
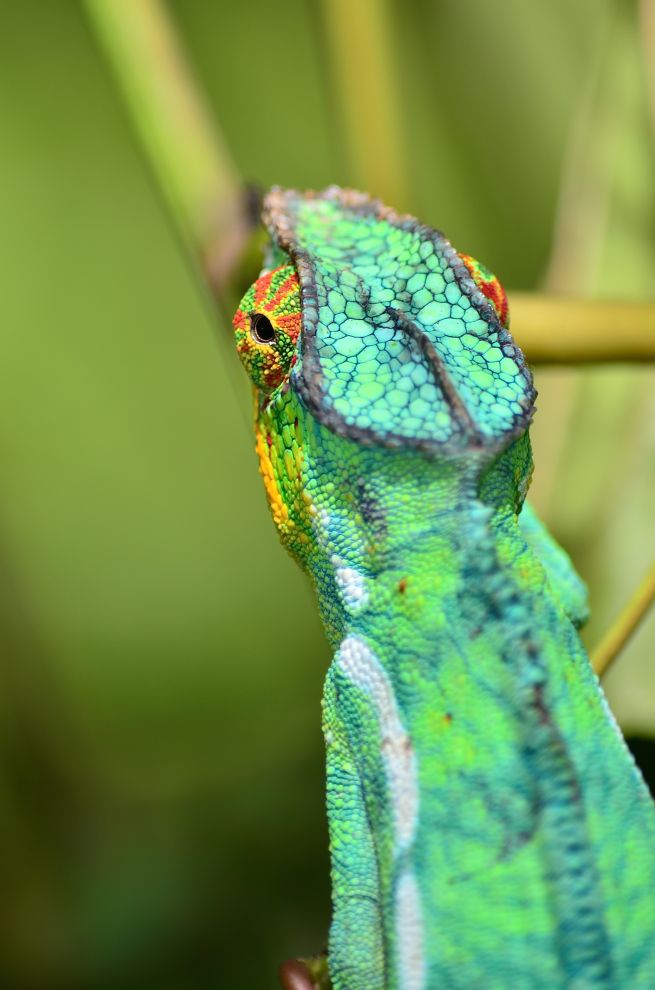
[592,563,655,677]
[639,0,655,133]
[82,0,250,299]
[320,0,411,209]
[509,294,655,363]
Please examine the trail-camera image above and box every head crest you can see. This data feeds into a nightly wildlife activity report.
[262,186,535,456]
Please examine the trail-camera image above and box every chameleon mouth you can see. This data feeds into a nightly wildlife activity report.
[264,186,536,458]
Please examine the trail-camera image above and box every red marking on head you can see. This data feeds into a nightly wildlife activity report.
[269,272,300,312]
[458,253,509,327]
[276,313,302,339]
[232,308,247,330]
[253,270,274,309]
[480,279,509,326]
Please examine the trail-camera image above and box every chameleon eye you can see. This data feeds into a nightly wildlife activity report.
[459,253,509,328]
[250,312,276,345]
[232,265,301,391]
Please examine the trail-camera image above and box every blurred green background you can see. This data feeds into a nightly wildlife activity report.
[0,1,653,988]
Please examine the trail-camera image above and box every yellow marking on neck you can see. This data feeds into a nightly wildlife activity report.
[253,391,315,562]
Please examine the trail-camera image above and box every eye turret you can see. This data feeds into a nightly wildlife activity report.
[458,253,509,328]
[232,265,302,391]
[250,312,277,344]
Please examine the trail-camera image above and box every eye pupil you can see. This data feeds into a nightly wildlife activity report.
[251,313,276,344]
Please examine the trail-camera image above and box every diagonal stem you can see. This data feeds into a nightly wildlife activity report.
[82,0,251,300]
[591,563,655,678]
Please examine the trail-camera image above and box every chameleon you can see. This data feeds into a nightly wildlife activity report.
[232,186,655,990]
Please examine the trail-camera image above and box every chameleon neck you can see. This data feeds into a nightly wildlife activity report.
[301,407,530,651]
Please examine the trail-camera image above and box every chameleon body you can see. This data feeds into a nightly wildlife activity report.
[232,187,655,989]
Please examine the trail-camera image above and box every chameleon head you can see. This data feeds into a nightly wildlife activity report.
[233,187,536,559]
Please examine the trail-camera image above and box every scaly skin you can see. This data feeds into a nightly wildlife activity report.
[232,187,655,990]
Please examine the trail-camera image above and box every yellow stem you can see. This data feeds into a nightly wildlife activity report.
[320,0,411,209]
[509,294,655,363]
[591,563,655,677]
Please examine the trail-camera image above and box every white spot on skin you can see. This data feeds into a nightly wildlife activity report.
[313,507,332,551]
[396,868,426,990]
[317,507,331,530]
[338,635,418,848]
[331,555,369,613]
[337,635,425,989]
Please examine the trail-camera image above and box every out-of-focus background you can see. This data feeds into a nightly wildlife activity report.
[0,1,653,987]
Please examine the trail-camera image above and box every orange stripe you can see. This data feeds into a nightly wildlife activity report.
[269,273,299,313]
[254,270,274,309]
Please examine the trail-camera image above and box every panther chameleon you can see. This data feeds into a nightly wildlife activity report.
[232,186,655,990]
